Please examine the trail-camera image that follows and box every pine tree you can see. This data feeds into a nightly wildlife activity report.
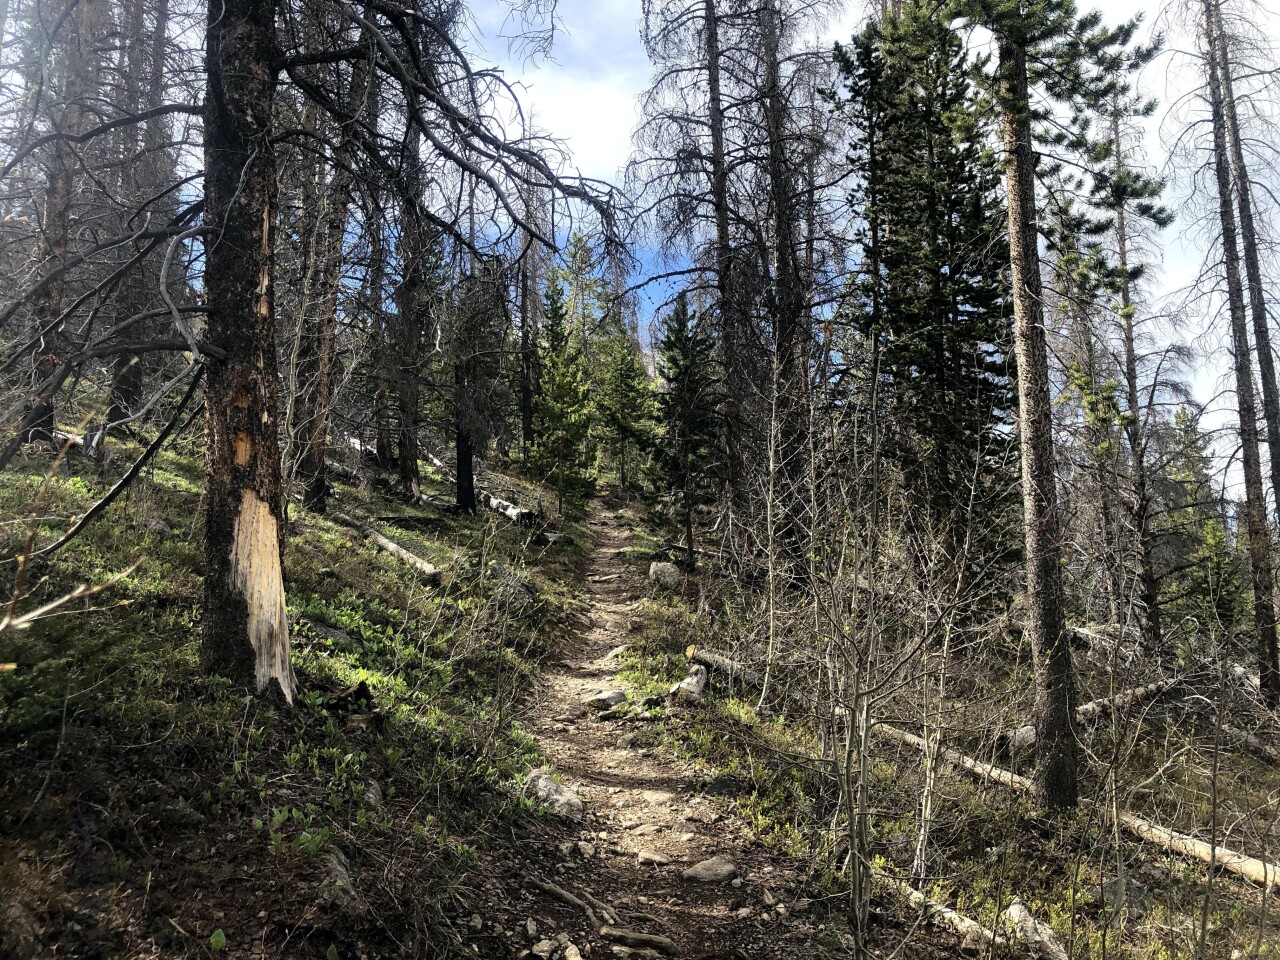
[597,334,651,493]
[835,4,1013,571]
[656,293,721,567]
[532,278,592,512]
[961,0,1153,810]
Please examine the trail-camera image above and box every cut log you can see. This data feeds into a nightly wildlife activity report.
[879,725,1032,792]
[689,648,765,688]
[669,664,707,702]
[997,677,1177,753]
[879,874,1002,950]
[334,509,441,586]
[881,725,1280,891]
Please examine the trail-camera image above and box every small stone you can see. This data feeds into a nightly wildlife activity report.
[648,561,681,589]
[564,946,584,960]
[364,778,384,808]
[638,850,672,866]
[588,690,627,710]
[577,841,596,858]
[469,914,483,931]
[763,889,776,906]
[532,939,556,959]
[526,770,584,821]
[316,848,365,915]
[683,855,737,883]
[632,824,662,835]
[731,878,742,888]
[527,918,538,938]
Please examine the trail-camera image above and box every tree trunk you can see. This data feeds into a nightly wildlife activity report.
[997,34,1077,809]
[200,0,296,703]
[520,255,535,462]
[1112,115,1163,653]
[1212,0,1280,531]
[393,113,427,498]
[455,359,477,512]
[1203,0,1280,704]
[703,0,744,527]
[760,0,808,572]
[22,0,95,446]
[297,55,368,511]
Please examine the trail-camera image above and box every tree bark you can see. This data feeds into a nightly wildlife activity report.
[1212,0,1280,535]
[22,0,96,446]
[200,0,296,702]
[1112,115,1163,652]
[297,54,369,511]
[997,34,1077,809]
[759,0,809,572]
[1203,0,1280,704]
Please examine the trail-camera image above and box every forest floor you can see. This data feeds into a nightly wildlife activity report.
[6,442,1279,959]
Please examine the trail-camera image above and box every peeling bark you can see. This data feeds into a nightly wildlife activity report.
[200,0,295,702]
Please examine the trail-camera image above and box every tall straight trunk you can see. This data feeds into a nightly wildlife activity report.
[200,0,295,702]
[455,359,476,512]
[703,0,744,523]
[1212,0,1280,532]
[519,256,535,461]
[297,56,369,511]
[393,99,427,497]
[21,0,95,445]
[760,0,808,570]
[1203,0,1280,703]
[369,217,395,467]
[1112,116,1164,652]
[997,34,1077,809]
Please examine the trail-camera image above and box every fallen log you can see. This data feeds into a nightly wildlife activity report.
[881,725,1280,891]
[997,677,1178,753]
[599,926,678,956]
[1003,900,1068,960]
[480,491,537,525]
[334,509,441,586]
[879,874,1002,951]
[879,725,1032,792]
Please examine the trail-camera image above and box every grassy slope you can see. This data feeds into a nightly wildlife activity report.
[620,518,1280,959]
[0,436,587,959]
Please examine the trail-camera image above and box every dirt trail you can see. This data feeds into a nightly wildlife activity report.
[463,504,836,959]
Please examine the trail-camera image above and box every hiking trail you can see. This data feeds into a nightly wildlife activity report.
[461,503,838,959]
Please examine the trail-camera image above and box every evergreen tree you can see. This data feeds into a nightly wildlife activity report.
[656,293,721,567]
[835,4,1013,571]
[532,278,592,511]
[597,333,651,493]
